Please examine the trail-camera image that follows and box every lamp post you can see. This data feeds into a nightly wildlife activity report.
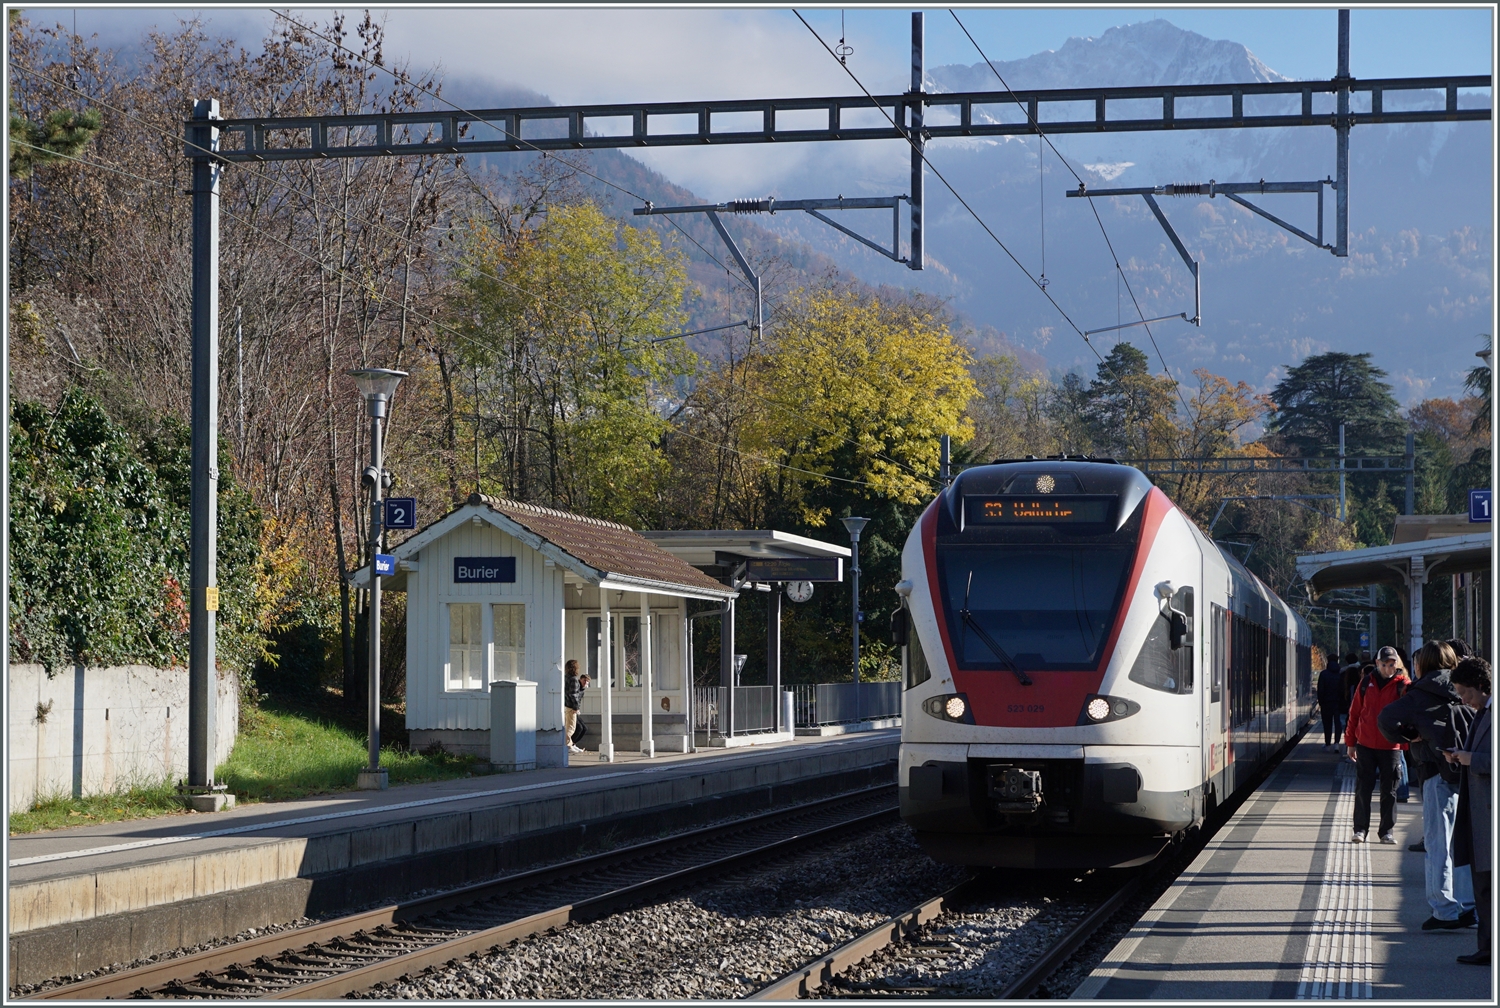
[841,516,870,725]
[349,367,407,790]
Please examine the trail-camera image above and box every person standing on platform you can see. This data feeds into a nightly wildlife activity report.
[564,660,585,754]
[1448,657,1491,966]
[1342,654,1365,721]
[1345,647,1410,844]
[1319,654,1349,751]
[1392,646,1414,802]
[1379,640,1475,931]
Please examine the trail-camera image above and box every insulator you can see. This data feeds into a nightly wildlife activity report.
[728,198,772,214]
[1168,183,1207,196]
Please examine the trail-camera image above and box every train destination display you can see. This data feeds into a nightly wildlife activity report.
[964,495,1116,525]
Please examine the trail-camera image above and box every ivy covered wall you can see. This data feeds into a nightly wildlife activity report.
[8,390,266,676]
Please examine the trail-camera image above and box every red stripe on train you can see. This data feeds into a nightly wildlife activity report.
[922,486,1175,728]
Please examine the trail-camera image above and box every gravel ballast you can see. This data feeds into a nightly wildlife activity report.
[358,823,969,1000]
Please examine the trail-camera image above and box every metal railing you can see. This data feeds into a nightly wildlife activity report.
[793,682,901,727]
[693,685,780,735]
[694,682,903,735]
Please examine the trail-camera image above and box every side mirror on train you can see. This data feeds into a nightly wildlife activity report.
[891,607,909,646]
[1169,610,1189,650]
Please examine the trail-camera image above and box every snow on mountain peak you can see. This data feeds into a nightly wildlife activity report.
[930,19,1291,93]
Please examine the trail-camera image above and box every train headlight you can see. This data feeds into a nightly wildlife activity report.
[922,693,975,724]
[1076,693,1141,725]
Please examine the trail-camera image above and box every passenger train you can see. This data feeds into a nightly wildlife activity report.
[894,458,1314,869]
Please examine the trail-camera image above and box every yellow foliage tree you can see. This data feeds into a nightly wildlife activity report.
[734,289,977,525]
[453,202,692,522]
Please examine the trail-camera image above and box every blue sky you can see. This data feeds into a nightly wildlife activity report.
[47,6,1496,102]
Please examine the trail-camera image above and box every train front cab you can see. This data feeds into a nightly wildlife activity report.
[896,460,1313,870]
[900,462,1206,864]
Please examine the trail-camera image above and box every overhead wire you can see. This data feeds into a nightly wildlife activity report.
[947,9,1196,418]
[13,61,934,487]
[18,129,905,494]
[792,8,1118,378]
[270,10,758,298]
[263,13,942,486]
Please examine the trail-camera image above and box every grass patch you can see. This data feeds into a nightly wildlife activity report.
[9,781,189,835]
[217,702,483,802]
[10,695,484,834]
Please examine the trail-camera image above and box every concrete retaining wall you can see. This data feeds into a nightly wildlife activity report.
[8,741,896,986]
[7,664,240,813]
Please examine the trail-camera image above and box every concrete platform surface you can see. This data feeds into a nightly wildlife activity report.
[7,730,897,985]
[1074,733,1492,1001]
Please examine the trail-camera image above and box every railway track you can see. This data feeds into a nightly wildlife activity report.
[747,867,1145,1000]
[748,729,1310,1000]
[25,786,897,1001]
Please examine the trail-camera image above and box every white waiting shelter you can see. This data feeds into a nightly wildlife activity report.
[362,494,736,766]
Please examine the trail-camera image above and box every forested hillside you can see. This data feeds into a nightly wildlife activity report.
[8,12,1488,696]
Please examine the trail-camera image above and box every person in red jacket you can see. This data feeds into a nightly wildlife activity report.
[1345,646,1411,843]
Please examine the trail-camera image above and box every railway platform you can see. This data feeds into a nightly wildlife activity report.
[7,729,897,988]
[1074,731,1492,1000]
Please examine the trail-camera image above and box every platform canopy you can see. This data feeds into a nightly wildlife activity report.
[639,530,851,584]
[1295,529,1491,652]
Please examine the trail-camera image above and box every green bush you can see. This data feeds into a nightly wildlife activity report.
[8,390,264,675]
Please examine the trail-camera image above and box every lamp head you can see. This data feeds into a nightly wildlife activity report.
[348,368,408,414]
[841,516,871,542]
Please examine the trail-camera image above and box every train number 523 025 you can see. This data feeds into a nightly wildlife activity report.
[1007,704,1045,713]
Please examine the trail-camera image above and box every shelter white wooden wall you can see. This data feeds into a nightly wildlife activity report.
[403,521,565,736]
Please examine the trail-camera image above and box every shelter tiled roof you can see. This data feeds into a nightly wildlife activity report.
[470,494,729,595]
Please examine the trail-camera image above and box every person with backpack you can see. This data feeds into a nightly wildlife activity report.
[564,660,589,754]
[1318,653,1349,751]
[1447,657,1492,965]
[1378,640,1476,930]
[1345,646,1411,844]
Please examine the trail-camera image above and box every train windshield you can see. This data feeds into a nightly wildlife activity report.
[936,545,1134,671]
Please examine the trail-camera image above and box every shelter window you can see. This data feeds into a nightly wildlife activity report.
[492,603,526,681]
[447,603,484,690]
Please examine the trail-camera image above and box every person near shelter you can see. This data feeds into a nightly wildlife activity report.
[564,659,587,754]
[1319,653,1350,751]
[1447,657,1492,966]
[1378,640,1475,931]
[1345,647,1410,844]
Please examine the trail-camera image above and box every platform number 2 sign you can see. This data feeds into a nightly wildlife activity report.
[1470,490,1491,524]
[385,497,418,530]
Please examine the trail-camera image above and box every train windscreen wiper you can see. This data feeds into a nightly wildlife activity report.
[961,570,1034,686]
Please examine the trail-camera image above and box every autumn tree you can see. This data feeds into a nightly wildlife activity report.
[1078,342,1181,459]
[452,201,693,524]
[729,287,976,527]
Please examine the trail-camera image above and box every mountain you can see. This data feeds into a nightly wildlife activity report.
[724,20,1492,404]
[925,19,1289,92]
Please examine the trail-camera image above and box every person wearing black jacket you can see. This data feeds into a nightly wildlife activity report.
[564,660,588,754]
[1379,640,1475,931]
[1318,655,1349,750]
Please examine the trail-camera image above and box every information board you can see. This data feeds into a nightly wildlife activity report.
[964,495,1116,525]
[385,497,418,529]
[1470,489,1491,523]
[453,557,518,583]
[745,557,843,582]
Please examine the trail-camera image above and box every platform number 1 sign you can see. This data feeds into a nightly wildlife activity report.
[385,497,418,530]
[1470,489,1491,524]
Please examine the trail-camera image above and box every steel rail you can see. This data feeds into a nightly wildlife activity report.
[748,880,974,1000]
[24,786,896,1001]
[745,870,1145,1001]
[994,872,1149,999]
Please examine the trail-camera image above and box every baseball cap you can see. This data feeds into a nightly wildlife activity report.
[1377,646,1400,661]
